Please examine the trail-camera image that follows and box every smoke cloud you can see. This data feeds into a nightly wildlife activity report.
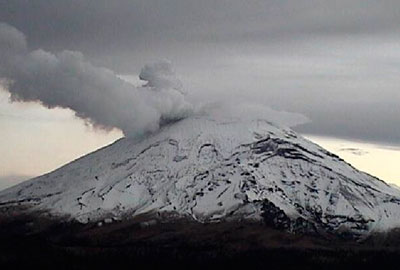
[0,23,193,137]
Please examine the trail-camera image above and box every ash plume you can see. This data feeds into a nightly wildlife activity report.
[0,23,193,137]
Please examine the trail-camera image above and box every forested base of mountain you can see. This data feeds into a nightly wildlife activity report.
[1,211,400,270]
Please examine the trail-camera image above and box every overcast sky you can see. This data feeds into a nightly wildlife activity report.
[0,0,399,187]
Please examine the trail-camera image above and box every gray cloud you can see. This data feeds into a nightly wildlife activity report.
[2,0,399,68]
[0,23,192,138]
[338,148,369,156]
[0,1,399,144]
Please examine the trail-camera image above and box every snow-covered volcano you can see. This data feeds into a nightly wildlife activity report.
[1,112,400,236]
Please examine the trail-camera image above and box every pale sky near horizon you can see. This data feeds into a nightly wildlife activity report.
[304,135,400,186]
[0,1,399,190]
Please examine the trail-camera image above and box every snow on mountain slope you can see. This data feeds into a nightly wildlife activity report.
[1,112,400,236]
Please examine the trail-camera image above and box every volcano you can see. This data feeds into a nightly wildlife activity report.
[1,112,400,238]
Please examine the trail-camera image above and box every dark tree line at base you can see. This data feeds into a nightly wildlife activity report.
[1,211,400,270]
